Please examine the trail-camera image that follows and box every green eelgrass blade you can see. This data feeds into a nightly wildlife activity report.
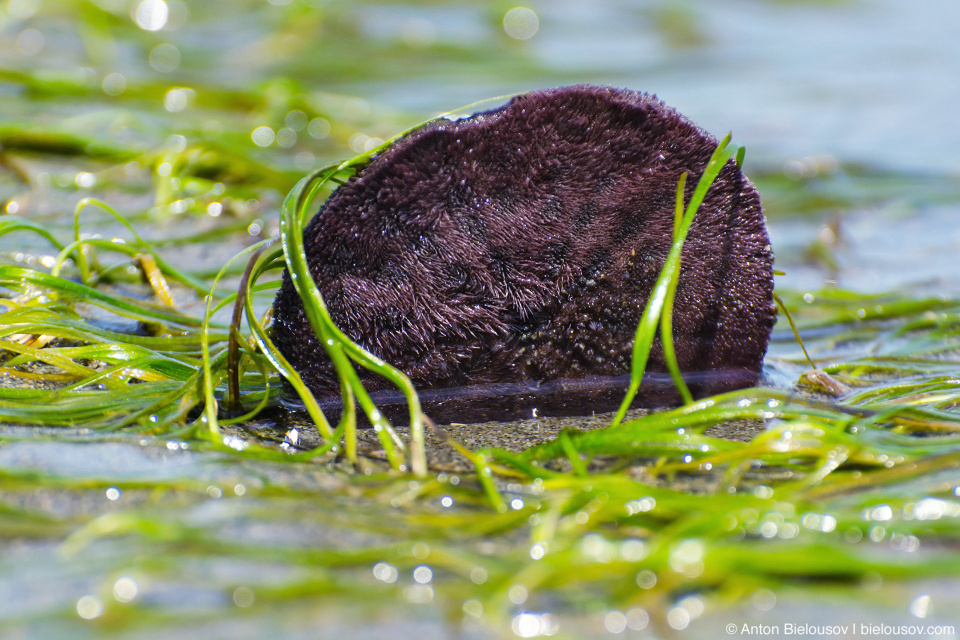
[0,307,223,349]
[773,290,817,369]
[0,266,206,328]
[0,217,67,252]
[241,243,336,441]
[280,168,409,472]
[200,239,277,434]
[278,150,427,476]
[611,134,738,426]
[558,430,589,477]
[660,172,694,406]
[68,198,211,295]
[735,145,746,168]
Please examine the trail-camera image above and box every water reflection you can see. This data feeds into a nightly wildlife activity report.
[281,368,763,424]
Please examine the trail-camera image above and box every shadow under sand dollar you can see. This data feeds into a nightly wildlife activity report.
[271,85,777,424]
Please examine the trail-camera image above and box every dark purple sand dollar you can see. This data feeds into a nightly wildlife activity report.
[272,85,776,423]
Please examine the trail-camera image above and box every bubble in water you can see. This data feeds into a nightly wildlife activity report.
[503,7,539,40]
[666,605,690,630]
[232,586,255,608]
[276,128,297,148]
[17,29,45,56]
[603,610,627,633]
[285,110,307,131]
[626,607,650,630]
[252,126,275,147]
[462,598,483,619]
[149,43,180,72]
[102,72,127,96]
[308,117,331,139]
[508,584,528,604]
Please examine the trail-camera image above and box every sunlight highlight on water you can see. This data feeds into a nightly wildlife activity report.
[113,577,138,603]
[76,595,103,620]
[511,611,558,637]
[163,87,191,112]
[134,0,168,31]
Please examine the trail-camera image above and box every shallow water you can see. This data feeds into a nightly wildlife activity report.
[361,0,960,175]
[2,1,960,638]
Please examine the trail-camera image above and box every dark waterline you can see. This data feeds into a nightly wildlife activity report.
[280,368,759,425]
